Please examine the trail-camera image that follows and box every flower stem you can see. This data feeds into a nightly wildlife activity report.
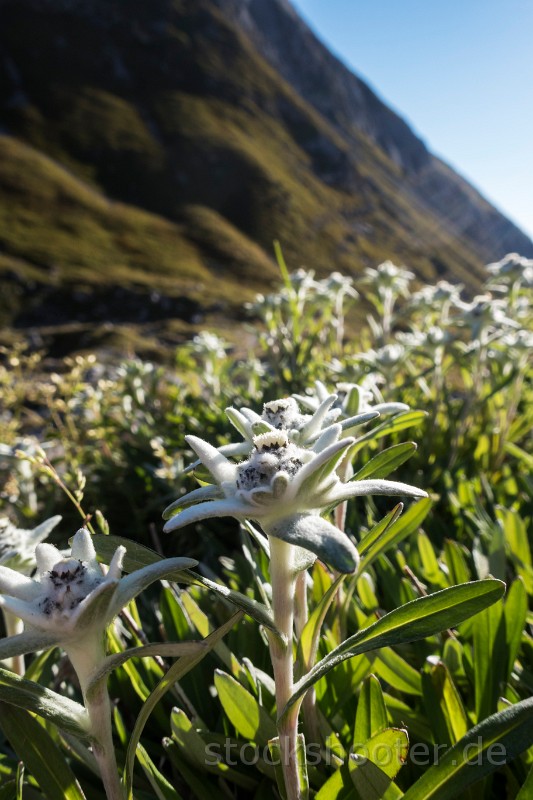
[2,611,25,675]
[68,638,125,800]
[268,537,301,800]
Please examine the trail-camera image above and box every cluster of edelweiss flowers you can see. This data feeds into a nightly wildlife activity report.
[164,391,427,573]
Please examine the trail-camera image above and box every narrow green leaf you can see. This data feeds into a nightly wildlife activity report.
[136,742,183,800]
[353,674,388,746]
[358,498,433,573]
[473,599,506,721]
[504,578,527,680]
[374,647,422,695]
[402,696,533,800]
[170,708,257,790]
[215,670,276,744]
[516,762,533,799]
[0,667,90,740]
[282,580,505,720]
[352,727,409,780]
[268,734,309,800]
[86,641,205,702]
[353,410,428,446]
[353,443,417,481]
[124,611,242,800]
[358,504,404,557]
[421,661,468,747]
[0,703,87,800]
[298,574,346,673]
[418,532,446,587]
[349,753,404,800]
[443,540,471,586]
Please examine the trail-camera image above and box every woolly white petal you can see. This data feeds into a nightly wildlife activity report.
[163,498,250,533]
[71,528,97,564]
[186,435,237,484]
[328,479,428,503]
[292,437,354,493]
[0,596,52,629]
[0,567,41,601]
[107,546,126,580]
[35,542,63,575]
[27,515,62,546]
[298,394,338,441]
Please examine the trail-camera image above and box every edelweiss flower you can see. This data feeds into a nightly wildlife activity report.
[0,528,197,668]
[294,380,409,424]
[163,427,427,573]
[0,515,62,572]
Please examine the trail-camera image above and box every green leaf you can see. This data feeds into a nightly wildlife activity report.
[504,577,527,680]
[0,667,90,740]
[358,498,433,573]
[374,647,422,695]
[421,661,468,747]
[353,410,428,447]
[214,670,276,744]
[401,696,533,800]
[124,611,243,800]
[473,598,506,721]
[86,641,205,701]
[349,753,404,800]
[170,708,257,790]
[358,504,404,557]
[516,762,533,799]
[268,734,309,800]
[282,580,505,720]
[352,442,417,481]
[136,742,184,800]
[299,574,346,673]
[352,727,409,780]
[0,703,87,800]
[353,674,388,746]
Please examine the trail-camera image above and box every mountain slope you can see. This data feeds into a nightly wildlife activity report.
[0,0,530,353]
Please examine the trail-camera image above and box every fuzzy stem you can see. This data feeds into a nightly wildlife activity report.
[2,611,25,675]
[268,537,301,800]
[68,637,124,800]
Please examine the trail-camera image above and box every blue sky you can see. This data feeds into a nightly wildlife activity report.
[291,0,533,240]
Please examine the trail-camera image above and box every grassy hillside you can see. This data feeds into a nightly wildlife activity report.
[0,0,527,355]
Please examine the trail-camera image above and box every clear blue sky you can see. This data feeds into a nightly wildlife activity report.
[291,0,533,240]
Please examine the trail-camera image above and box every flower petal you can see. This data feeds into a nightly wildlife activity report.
[312,424,342,453]
[27,515,62,546]
[268,514,359,574]
[0,567,41,601]
[328,479,428,504]
[163,498,250,532]
[107,546,126,580]
[35,543,63,575]
[162,484,224,520]
[186,435,237,484]
[71,528,98,564]
[0,630,60,662]
[297,394,338,442]
[0,596,52,629]
[291,437,354,500]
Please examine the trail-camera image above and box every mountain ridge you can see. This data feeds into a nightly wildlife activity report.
[0,0,530,355]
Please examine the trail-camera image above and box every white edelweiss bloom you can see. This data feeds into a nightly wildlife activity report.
[0,515,62,572]
[294,380,409,428]
[163,427,427,574]
[362,261,415,296]
[486,253,533,286]
[0,528,197,665]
